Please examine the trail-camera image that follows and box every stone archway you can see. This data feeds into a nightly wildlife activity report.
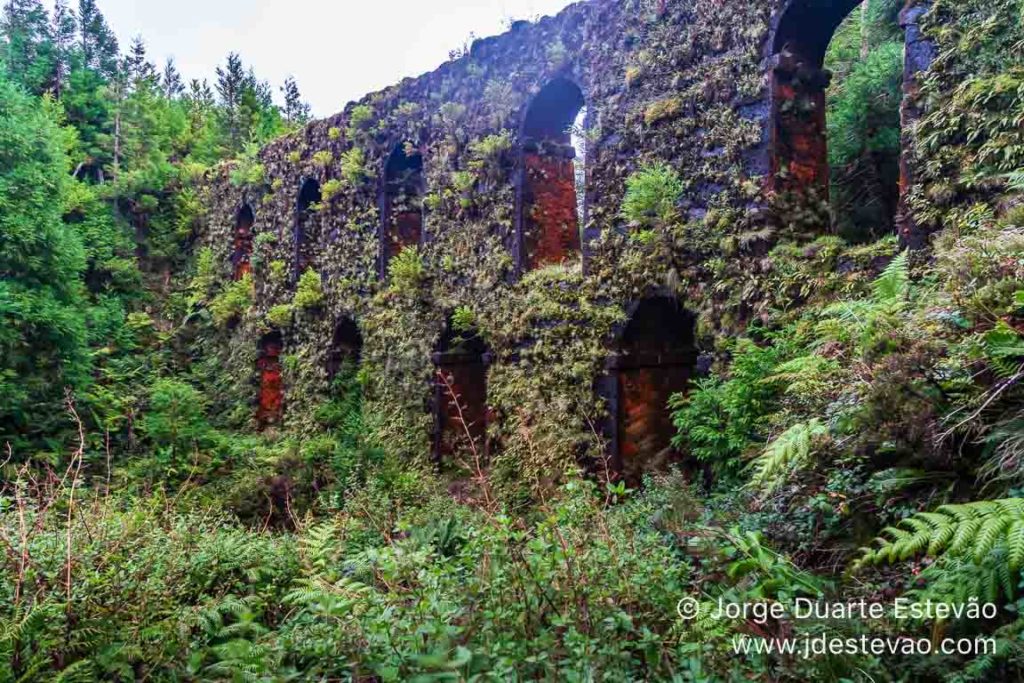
[516,77,585,273]
[432,318,490,466]
[295,178,321,281]
[232,204,254,280]
[381,143,425,277]
[257,331,285,428]
[602,297,697,485]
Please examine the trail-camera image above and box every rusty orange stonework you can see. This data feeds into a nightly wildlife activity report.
[617,363,692,485]
[387,210,423,264]
[257,336,284,428]
[522,151,580,270]
[769,60,830,197]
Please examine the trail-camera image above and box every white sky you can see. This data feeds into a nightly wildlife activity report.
[98,0,577,117]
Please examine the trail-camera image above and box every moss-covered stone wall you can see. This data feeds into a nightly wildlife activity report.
[191,0,934,489]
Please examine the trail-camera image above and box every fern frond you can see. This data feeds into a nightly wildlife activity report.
[853,498,1024,598]
[747,420,829,496]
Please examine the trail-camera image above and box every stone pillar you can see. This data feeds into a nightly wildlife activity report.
[767,50,833,198]
[897,2,936,249]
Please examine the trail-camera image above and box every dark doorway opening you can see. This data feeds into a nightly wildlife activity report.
[768,0,904,242]
[604,297,697,485]
[326,317,363,381]
[381,143,424,277]
[233,204,254,280]
[432,319,490,466]
[295,178,321,280]
[257,331,285,429]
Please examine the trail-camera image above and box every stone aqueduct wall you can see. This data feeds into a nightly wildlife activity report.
[194,0,932,484]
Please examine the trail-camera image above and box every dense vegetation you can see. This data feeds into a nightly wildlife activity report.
[2,0,1024,681]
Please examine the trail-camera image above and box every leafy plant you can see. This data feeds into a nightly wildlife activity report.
[294,269,324,309]
[620,161,684,230]
[209,273,254,326]
[747,420,830,496]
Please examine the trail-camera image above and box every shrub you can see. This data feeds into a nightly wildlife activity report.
[620,161,684,230]
[388,246,425,292]
[312,150,333,167]
[348,104,374,130]
[340,147,367,186]
[321,178,344,201]
[267,304,294,327]
[209,273,253,326]
[293,269,324,309]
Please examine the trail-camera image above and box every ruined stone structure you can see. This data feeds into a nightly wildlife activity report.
[194,0,934,484]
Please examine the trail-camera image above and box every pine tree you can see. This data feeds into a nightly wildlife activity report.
[0,71,90,448]
[78,0,117,77]
[281,75,310,126]
[50,0,75,98]
[161,56,183,98]
[215,51,246,153]
[123,35,156,89]
[1,0,54,93]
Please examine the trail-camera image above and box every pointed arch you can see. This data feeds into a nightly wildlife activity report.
[515,77,585,273]
[432,316,490,466]
[232,204,254,280]
[602,296,697,484]
[326,316,363,381]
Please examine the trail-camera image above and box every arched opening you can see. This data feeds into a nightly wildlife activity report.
[256,331,284,429]
[295,178,321,280]
[432,317,490,466]
[326,317,363,381]
[604,297,697,485]
[768,0,904,241]
[232,204,254,280]
[517,77,585,272]
[381,143,424,277]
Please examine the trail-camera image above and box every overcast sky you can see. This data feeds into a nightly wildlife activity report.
[98,0,577,117]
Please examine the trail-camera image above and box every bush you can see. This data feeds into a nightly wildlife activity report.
[208,273,253,326]
[293,269,324,309]
[387,246,425,292]
[620,161,684,230]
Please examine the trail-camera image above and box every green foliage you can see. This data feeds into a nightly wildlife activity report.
[671,333,797,480]
[825,0,904,241]
[387,246,425,292]
[209,273,253,327]
[340,147,367,186]
[855,499,1024,591]
[138,378,213,471]
[620,161,683,230]
[0,71,89,449]
[643,96,683,126]
[312,149,333,167]
[320,177,343,201]
[348,103,374,131]
[815,251,911,354]
[468,131,511,166]
[747,420,830,496]
[228,143,265,186]
[266,303,294,328]
[293,269,324,309]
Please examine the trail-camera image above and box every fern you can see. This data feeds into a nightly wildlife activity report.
[746,420,829,496]
[854,499,1024,586]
